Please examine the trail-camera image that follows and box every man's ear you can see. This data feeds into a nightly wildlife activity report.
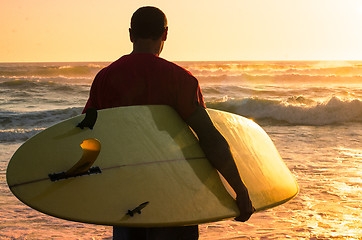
[162,27,168,41]
[129,28,134,43]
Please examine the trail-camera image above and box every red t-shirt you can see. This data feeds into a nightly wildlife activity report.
[83,53,205,120]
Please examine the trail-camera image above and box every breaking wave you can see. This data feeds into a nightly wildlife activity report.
[0,107,82,143]
[207,97,362,126]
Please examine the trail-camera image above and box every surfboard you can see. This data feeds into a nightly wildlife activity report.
[7,105,298,227]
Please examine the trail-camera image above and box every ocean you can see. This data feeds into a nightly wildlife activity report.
[0,61,361,239]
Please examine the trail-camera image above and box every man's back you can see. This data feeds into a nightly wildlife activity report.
[83,53,205,120]
[84,53,205,240]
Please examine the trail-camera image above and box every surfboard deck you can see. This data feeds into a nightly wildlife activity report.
[7,105,298,227]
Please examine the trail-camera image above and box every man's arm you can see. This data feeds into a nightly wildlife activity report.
[185,106,255,222]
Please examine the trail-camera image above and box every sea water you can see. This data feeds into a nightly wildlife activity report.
[0,61,361,239]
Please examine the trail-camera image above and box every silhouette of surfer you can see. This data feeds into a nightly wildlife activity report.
[83,6,254,240]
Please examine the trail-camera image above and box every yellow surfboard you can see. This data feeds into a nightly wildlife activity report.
[7,106,298,227]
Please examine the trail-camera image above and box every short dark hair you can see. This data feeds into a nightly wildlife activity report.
[130,6,167,40]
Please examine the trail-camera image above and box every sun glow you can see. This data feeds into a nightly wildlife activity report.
[0,0,361,62]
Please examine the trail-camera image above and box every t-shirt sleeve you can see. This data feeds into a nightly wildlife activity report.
[82,68,106,113]
[176,73,206,120]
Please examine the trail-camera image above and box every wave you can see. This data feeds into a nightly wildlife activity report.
[0,63,106,78]
[0,128,45,143]
[195,72,362,84]
[207,97,362,126]
[0,78,91,95]
[2,61,361,80]
[184,61,362,75]
[0,107,82,129]
[1,97,361,143]
[0,107,82,143]
[181,61,362,83]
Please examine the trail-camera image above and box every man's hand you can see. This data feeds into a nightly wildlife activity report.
[185,107,256,222]
[234,188,255,222]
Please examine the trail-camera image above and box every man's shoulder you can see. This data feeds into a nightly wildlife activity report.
[105,53,197,81]
[157,57,197,80]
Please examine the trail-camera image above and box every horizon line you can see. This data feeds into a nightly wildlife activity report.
[1,59,361,64]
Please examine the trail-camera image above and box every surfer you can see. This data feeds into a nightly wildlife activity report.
[83,6,254,240]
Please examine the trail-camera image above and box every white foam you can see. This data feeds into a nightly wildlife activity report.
[0,128,44,143]
[207,97,362,125]
[0,107,82,143]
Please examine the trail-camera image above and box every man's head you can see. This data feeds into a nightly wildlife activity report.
[130,6,168,41]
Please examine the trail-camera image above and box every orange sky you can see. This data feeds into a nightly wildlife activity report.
[0,0,361,62]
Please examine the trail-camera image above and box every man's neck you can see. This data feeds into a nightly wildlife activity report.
[132,39,164,56]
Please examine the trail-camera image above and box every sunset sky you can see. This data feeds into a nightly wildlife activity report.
[1,0,361,62]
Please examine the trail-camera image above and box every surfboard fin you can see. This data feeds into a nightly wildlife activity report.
[77,108,98,129]
[49,166,102,182]
[127,202,150,217]
[48,139,102,181]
